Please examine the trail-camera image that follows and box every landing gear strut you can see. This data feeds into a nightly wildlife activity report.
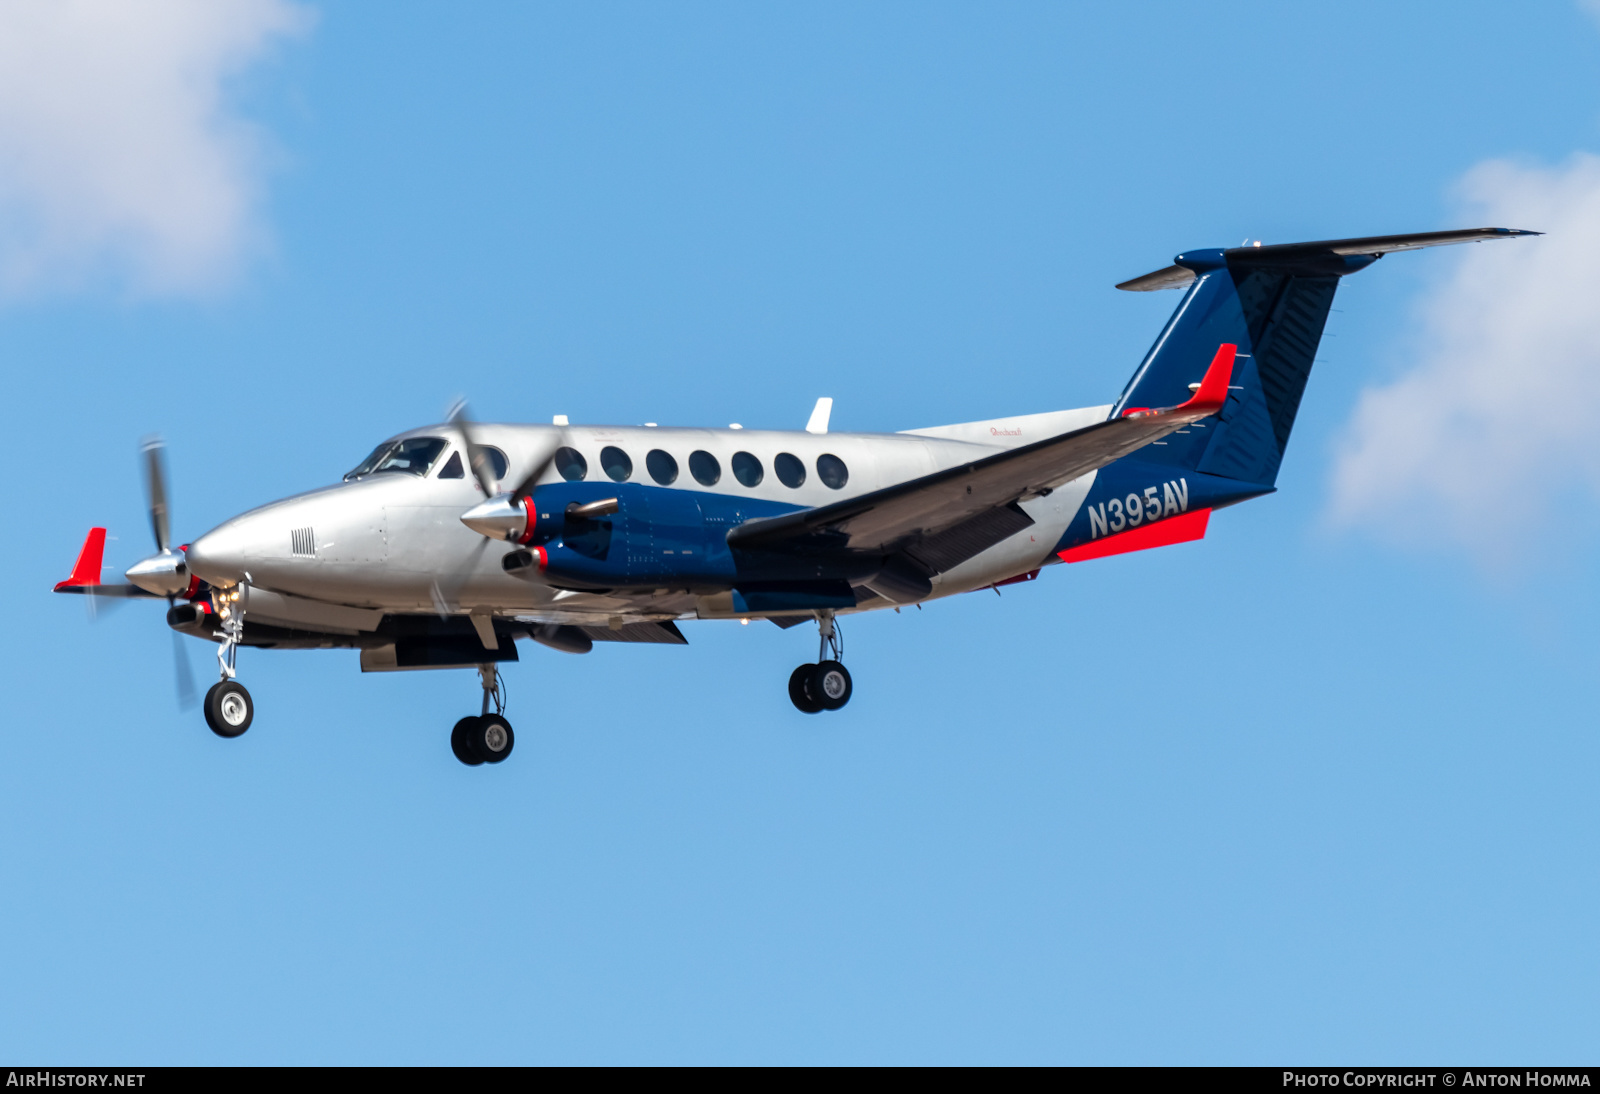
[204,584,253,738]
[789,611,852,714]
[452,663,515,766]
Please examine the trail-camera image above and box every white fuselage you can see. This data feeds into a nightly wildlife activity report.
[183,406,1110,632]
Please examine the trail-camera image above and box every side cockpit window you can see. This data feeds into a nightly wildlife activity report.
[345,436,447,480]
[438,446,507,482]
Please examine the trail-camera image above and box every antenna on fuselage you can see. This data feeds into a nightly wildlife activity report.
[806,397,833,434]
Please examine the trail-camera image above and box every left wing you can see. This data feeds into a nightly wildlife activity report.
[53,526,163,598]
[728,344,1236,559]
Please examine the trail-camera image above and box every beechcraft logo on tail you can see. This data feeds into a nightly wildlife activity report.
[1085,479,1189,538]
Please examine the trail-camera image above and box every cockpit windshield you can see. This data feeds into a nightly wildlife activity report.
[344,436,448,481]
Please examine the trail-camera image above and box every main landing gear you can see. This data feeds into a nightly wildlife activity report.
[203,585,254,739]
[452,663,516,766]
[789,611,852,714]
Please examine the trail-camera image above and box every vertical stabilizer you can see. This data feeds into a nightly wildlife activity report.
[1109,228,1538,487]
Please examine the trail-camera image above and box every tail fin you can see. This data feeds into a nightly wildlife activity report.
[1110,228,1538,486]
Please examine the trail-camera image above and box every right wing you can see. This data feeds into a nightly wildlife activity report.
[727,344,1238,562]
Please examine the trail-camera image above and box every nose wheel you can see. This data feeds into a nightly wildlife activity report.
[204,679,254,737]
[452,664,516,766]
[789,612,853,713]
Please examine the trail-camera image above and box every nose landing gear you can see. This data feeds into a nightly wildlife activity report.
[452,663,516,766]
[203,584,254,739]
[789,612,853,714]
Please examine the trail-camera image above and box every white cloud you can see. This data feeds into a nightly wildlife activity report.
[0,0,311,297]
[1327,154,1600,565]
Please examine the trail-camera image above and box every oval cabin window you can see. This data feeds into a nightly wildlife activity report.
[554,447,588,482]
[689,450,721,486]
[774,452,806,488]
[646,449,678,485]
[732,451,763,487]
[600,446,633,483]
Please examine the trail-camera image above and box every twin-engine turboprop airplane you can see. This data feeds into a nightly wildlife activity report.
[55,228,1535,765]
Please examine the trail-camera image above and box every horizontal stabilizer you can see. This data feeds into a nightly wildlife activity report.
[1116,227,1539,291]
[1116,265,1197,292]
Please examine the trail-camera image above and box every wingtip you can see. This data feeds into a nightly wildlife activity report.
[58,527,107,589]
[1175,343,1236,415]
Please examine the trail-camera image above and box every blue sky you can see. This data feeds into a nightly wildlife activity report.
[4,1,1600,1064]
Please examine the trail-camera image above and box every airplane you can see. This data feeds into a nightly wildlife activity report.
[54,227,1536,766]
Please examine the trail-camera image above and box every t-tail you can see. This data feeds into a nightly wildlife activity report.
[1111,227,1537,487]
[1054,228,1538,563]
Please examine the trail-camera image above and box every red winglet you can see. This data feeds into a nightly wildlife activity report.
[55,527,107,590]
[1057,508,1210,564]
[1174,343,1236,415]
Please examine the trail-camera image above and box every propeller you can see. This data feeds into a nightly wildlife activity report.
[433,400,510,615]
[143,436,170,552]
[437,401,568,609]
[172,629,198,710]
[445,399,502,499]
[126,436,190,597]
[454,404,569,542]
[137,435,199,710]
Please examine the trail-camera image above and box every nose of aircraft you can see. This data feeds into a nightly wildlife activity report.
[184,518,252,586]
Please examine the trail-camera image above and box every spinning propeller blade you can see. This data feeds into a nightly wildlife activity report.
[141,436,171,553]
[172,628,197,710]
[445,399,502,498]
[451,401,569,542]
[141,437,200,706]
[431,536,491,617]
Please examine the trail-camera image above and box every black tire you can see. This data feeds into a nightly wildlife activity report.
[814,661,852,711]
[451,716,484,766]
[789,664,822,713]
[204,680,253,738]
[471,714,515,763]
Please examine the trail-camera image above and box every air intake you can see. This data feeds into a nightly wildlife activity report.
[290,527,316,557]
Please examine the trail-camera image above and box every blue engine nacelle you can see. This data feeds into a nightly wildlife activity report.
[502,481,728,588]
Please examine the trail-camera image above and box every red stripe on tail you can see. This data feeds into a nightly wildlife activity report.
[1057,508,1210,564]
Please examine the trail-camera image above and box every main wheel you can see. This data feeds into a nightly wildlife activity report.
[471,714,515,763]
[789,664,822,713]
[204,680,253,738]
[814,661,852,711]
[451,716,484,766]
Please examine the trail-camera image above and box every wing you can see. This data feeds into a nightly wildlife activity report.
[728,344,1237,561]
